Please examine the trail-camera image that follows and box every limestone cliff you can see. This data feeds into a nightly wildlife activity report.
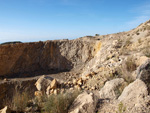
[0,39,97,78]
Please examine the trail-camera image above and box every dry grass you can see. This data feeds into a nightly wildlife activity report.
[125,57,137,72]
[116,57,135,84]
[119,37,132,55]
[143,48,150,57]
[43,90,80,113]
[11,91,30,112]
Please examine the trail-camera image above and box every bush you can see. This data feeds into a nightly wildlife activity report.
[125,57,137,72]
[11,91,30,112]
[116,57,136,84]
[43,90,80,113]
[95,34,100,36]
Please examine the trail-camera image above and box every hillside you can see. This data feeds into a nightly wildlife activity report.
[0,19,150,113]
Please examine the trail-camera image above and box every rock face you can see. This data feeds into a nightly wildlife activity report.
[136,59,150,84]
[99,78,124,99]
[0,40,97,77]
[69,92,98,113]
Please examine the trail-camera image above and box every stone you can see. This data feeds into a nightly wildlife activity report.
[34,91,42,97]
[69,92,98,113]
[136,59,150,84]
[99,78,124,99]
[136,56,149,66]
[50,89,54,94]
[77,79,82,85]
[118,79,148,102]
[74,85,81,90]
[72,79,77,85]
[91,86,95,90]
[118,79,149,112]
[54,89,58,95]
[46,85,51,95]
[0,106,11,113]
[3,78,8,81]
[35,75,53,91]
[50,79,57,89]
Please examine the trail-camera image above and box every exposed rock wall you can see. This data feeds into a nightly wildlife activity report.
[0,39,97,78]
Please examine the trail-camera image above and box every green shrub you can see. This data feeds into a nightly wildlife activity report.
[95,34,100,36]
[43,90,80,113]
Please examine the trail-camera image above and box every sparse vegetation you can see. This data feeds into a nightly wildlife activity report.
[143,47,150,57]
[119,37,132,55]
[43,90,80,113]
[116,102,126,113]
[116,57,136,84]
[114,83,127,98]
[11,91,31,112]
[125,57,137,72]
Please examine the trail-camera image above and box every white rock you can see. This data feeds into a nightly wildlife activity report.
[35,75,53,91]
[99,78,124,99]
[118,79,149,112]
[69,92,97,113]
[0,106,11,113]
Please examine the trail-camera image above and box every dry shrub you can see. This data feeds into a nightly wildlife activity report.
[125,57,137,72]
[143,48,150,57]
[119,37,132,55]
[116,57,136,84]
[43,90,80,113]
[11,91,30,112]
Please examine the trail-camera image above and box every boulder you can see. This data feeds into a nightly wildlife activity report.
[46,85,51,95]
[34,91,43,97]
[99,78,124,99]
[50,79,57,89]
[118,79,149,112]
[0,106,11,113]
[69,92,98,113]
[136,56,149,66]
[35,75,53,91]
[136,59,150,84]
[118,79,148,102]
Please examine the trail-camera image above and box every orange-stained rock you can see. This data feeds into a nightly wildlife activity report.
[50,79,57,89]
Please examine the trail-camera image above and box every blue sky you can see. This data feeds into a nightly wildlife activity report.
[0,0,150,43]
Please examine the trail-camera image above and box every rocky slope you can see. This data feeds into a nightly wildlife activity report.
[0,19,150,113]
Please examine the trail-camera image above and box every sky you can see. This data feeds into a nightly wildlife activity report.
[0,0,150,43]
